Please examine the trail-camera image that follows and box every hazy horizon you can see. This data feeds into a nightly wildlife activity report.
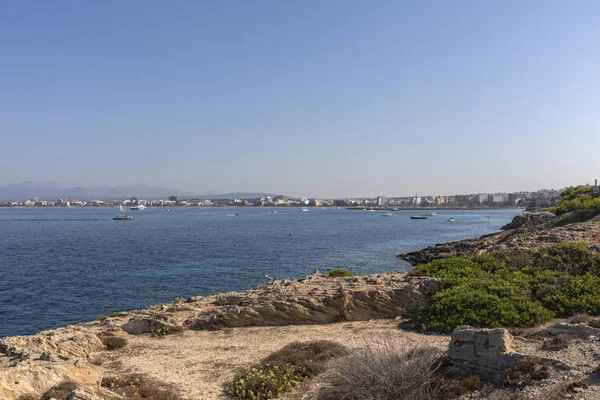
[2,1,599,198]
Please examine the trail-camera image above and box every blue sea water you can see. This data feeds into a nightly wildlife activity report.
[0,207,520,338]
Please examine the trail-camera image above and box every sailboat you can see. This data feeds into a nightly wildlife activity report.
[119,205,125,212]
[410,193,427,219]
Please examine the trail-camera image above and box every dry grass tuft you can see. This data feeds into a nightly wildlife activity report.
[17,395,38,400]
[541,336,569,351]
[98,334,128,350]
[506,357,554,384]
[318,339,445,400]
[439,376,484,397]
[41,380,78,400]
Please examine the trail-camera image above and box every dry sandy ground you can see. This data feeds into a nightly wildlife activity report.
[104,320,450,400]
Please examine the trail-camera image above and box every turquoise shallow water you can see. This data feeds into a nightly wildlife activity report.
[0,207,520,337]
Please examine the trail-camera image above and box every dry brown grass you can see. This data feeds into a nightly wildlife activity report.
[541,336,570,351]
[41,380,78,400]
[318,340,445,400]
[506,357,554,384]
[98,334,128,350]
[439,376,484,398]
[16,395,38,400]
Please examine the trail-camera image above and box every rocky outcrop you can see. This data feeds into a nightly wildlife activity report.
[546,323,600,339]
[501,211,557,230]
[399,214,600,265]
[183,274,440,331]
[447,326,568,383]
[121,317,167,335]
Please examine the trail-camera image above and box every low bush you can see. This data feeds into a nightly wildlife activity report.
[317,340,445,400]
[172,297,185,305]
[98,334,128,350]
[152,325,184,337]
[101,374,181,400]
[439,376,484,398]
[411,243,600,333]
[41,380,78,400]
[506,357,554,384]
[225,340,348,400]
[326,269,353,278]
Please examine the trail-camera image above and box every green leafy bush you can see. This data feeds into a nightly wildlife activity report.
[411,243,600,333]
[225,340,348,400]
[553,185,600,220]
[152,325,184,337]
[326,269,353,278]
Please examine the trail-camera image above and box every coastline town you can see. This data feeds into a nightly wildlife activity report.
[2,185,597,210]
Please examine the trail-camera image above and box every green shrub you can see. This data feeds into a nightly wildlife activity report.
[172,297,185,305]
[152,325,184,337]
[226,340,348,400]
[553,185,600,220]
[326,269,353,278]
[411,242,600,333]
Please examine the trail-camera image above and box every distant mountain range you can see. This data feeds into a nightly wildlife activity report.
[0,181,277,201]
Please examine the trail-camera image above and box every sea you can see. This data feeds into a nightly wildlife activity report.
[0,207,520,338]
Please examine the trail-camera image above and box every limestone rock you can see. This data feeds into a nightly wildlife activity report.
[121,318,166,335]
[546,323,600,339]
[447,326,568,383]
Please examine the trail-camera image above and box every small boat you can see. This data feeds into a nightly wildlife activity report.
[119,205,125,212]
[130,204,146,211]
[410,215,428,220]
[165,208,170,212]
[445,217,456,223]
[381,211,393,217]
[272,210,277,214]
[426,211,437,216]
[368,209,376,212]
[337,207,341,209]
[113,214,133,220]
[301,208,309,212]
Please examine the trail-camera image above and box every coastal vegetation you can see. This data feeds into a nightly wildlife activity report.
[225,340,348,399]
[152,325,185,337]
[97,332,128,351]
[553,185,600,223]
[326,268,353,278]
[410,242,600,333]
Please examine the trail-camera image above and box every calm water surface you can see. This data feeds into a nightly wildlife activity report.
[0,207,519,337]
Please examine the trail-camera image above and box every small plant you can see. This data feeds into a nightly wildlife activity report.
[440,376,484,397]
[225,340,348,400]
[110,311,128,318]
[326,269,353,278]
[541,337,569,351]
[41,380,78,400]
[101,374,181,399]
[152,325,184,337]
[172,297,185,305]
[17,395,37,400]
[98,334,128,351]
[506,357,554,384]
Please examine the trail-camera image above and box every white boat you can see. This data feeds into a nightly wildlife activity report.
[369,209,376,212]
[301,208,309,212]
[381,211,393,217]
[130,204,146,211]
[445,217,456,223]
[426,211,437,216]
[165,208,170,212]
[272,210,277,214]
[119,205,125,212]
[337,207,341,209]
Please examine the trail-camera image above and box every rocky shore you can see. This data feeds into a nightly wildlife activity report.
[4,210,600,399]
[398,210,600,265]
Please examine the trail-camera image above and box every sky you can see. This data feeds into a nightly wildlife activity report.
[1,1,599,198]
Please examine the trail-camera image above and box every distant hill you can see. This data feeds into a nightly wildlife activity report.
[0,182,279,201]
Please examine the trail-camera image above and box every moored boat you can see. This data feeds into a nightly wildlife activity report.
[410,215,427,220]
[113,214,133,220]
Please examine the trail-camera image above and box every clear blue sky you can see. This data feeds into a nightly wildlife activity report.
[1,1,599,198]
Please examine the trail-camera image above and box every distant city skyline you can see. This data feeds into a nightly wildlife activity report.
[1,1,599,197]
[0,179,586,201]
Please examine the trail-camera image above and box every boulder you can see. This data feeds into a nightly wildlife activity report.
[447,326,567,383]
[546,323,600,339]
[66,389,103,400]
[121,318,166,335]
